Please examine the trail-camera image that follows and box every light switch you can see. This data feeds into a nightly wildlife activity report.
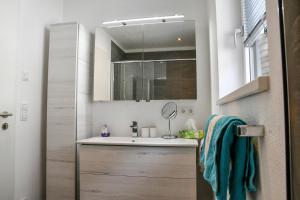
[20,103,29,121]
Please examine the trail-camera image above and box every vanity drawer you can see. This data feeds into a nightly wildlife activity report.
[79,145,196,200]
[79,145,196,178]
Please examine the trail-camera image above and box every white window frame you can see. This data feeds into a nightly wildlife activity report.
[241,0,268,83]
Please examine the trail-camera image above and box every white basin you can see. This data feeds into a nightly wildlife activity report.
[77,136,198,147]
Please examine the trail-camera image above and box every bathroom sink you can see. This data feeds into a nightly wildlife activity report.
[77,136,198,147]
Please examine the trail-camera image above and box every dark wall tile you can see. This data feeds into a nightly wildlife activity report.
[111,41,126,62]
[125,50,196,61]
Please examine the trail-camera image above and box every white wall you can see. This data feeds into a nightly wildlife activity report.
[208,0,220,113]
[63,0,212,136]
[14,1,63,200]
[208,0,287,199]
[0,1,18,199]
[215,0,245,97]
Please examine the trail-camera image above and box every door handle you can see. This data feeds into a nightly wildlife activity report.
[0,111,13,118]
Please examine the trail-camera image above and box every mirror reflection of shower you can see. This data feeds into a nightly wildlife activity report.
[113,61,143,101]
[94,20,197,101]
[113,59,196,101]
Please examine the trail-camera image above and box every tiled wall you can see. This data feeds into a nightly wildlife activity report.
[126,50,196,60]
[111,41,126,62]
[153,60,197,99]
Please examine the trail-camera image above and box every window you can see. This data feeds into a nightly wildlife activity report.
[241,0,269,82]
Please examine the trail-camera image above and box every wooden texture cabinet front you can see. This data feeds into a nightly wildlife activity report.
[46,23,93,200]
[79,145,197,200]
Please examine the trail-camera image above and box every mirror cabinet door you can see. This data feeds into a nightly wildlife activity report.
[94,20,197,101]
[109,25,144,101]
[94,28,112,101]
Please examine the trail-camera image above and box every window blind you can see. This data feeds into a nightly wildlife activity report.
[241,0,266,40]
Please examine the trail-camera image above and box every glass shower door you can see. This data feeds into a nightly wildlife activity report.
[113,62,143,101]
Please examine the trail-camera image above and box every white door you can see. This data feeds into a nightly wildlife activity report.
[0,1,18,199]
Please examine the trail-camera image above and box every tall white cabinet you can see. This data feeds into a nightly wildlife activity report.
[46,23,93,200]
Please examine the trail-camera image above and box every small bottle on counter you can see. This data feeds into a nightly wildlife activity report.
[100,124,110,137]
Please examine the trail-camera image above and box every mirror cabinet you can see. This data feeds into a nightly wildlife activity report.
[94,21,197,101]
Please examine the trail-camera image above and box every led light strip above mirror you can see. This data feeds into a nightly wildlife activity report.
[102,15,185,28]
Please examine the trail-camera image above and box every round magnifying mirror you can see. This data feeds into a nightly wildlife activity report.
[161,102,177,139]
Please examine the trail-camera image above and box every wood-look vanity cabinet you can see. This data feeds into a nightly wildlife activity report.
[79,145,197,200]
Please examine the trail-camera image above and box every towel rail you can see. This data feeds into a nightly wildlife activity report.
[237,125,264,137]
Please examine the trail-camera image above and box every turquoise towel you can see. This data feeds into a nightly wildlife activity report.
[200,115,256,200]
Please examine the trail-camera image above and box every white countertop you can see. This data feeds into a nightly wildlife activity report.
[77,137,198,147]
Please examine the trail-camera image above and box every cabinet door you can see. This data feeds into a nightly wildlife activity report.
[93,28,112,101]
[47,23,78,200]
[80,145,197,200]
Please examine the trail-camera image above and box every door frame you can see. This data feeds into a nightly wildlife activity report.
[278,0,299,199]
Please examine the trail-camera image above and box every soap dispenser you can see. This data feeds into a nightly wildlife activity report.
[100,124,110,137]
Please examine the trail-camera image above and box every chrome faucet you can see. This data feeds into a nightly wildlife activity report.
[130,121,138,137]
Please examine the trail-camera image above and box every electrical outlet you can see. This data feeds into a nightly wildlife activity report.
[188,108,194,115]
[178,105,194,115]
[180,107,186,114]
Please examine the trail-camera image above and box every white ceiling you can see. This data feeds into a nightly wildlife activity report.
[63,0,207,31]
[105,21,196,52]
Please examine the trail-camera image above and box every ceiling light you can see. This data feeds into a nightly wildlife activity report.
[177,37,182,41]
[102,15,185,27]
